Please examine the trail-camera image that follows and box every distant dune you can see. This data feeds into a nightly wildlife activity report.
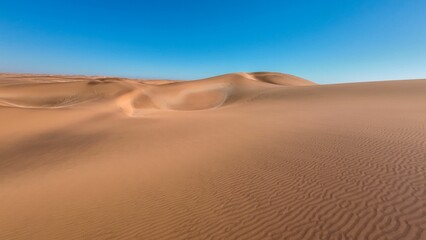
[0,73,425,239]
[0,72,314,114]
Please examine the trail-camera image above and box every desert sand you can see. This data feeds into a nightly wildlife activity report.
[0,72,425,239]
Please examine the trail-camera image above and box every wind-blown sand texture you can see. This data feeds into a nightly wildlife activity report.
[0,72,425,240]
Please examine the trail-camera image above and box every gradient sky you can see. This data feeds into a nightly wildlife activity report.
[1,0,425,83]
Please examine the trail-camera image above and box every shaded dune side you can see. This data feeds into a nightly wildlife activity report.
[0,72,314,115]
[247,72,315,86]
[0,81,132,109]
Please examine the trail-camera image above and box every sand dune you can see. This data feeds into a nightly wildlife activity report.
[0,72,425,239]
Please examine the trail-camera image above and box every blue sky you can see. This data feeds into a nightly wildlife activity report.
[1,0,425,83]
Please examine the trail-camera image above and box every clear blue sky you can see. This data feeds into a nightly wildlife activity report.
[1,0,425,83]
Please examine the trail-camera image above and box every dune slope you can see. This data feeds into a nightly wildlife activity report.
[0,73,425,240]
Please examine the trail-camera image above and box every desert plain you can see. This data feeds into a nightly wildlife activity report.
[0,72,425,239]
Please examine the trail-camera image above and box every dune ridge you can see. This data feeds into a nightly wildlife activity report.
[0,72,425,240]
[0,72,314,115]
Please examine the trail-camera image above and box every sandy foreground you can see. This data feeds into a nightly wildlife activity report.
[0,72,425,240]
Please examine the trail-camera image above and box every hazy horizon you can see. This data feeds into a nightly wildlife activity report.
[1,0,425,83]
